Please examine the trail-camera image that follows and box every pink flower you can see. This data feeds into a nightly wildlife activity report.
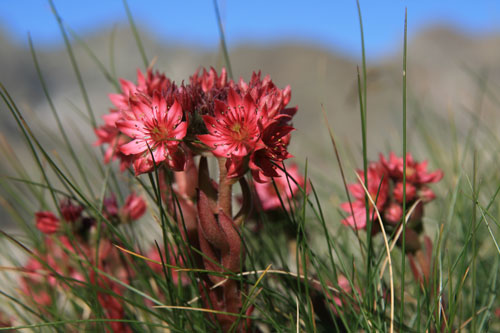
[198,88,260,159]
[20,255,57,307]
[96,68,175,172]
[94,110,134,171]
[384,203,403,225]
[117,93,188,174]
[108,68,171,110]
[191,67,228,93]
[249,120,294,182]
[340,163,389,230]
[380,152,443,185]
[393,181,417,203]
[35,211,60,234]
[121,192,146,221]
[108,78,138,110]
[419,186,436,202]
[93,274,132,333]
[187,67,230,117]
[254,164,305,211]
[238,71,296,125]
[136,68,171,96]
[331,275,352,311]
[380,152,442,206]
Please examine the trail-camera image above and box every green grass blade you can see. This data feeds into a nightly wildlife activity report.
[213,0,234,79]
[122,0,149,69]
[48,0,97,129]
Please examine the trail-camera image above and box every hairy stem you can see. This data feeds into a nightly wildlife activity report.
[217,157,232,218]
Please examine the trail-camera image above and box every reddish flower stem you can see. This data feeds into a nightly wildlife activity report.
[217,158,233,218]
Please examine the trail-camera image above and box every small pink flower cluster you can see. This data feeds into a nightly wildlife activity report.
[95,67,296,183]
[25,194,147,330]
[341,152,443,235]
[35,193,146,235]
[20,235,131,329]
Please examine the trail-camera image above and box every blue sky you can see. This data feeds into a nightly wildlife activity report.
[0,1,499,59]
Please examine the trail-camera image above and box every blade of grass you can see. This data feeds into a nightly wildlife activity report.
[354,5,371,308]
[48,0,97,129]
[471,151,478,331]
[66,26,120,91]
[354,171,394,333]
[2,85,130,246]
[213,0,233,79]
[0,84,58,209]
[109,25,118,82]
[400,9,408,328]
[320,104,365,257]
[0,319,173,331]
[122,0,148,69]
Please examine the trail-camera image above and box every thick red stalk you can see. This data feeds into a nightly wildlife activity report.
[217,157,233,218]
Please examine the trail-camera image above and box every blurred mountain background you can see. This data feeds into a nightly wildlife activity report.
[1,20,500,228]
[2,24,499,157]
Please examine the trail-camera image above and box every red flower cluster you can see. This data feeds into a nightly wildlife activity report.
[24,193,147,330]
[95,67,297,182]
[341,152,443,233]
[35,194,146,236]
[21,236,118,299]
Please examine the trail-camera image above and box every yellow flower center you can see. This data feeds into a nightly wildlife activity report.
[150,125,169,142]
[230,122,249,142]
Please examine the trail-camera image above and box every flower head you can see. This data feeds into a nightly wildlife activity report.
[340,152,443,245]
[380,152,443,185]
[35,211,60,234]
[96,67,297,183]
[118,93,188,174]
[191,67,228,93]
[238,71,296,125]
[94,110,135,170]
[198,88,259,159]
[249,120,294,182]
[384,203,403,225]
[340,162,389,230]
[136,68,171,96]
[121,192,147,222]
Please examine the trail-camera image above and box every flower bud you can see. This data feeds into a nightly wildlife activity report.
[103,195,119,219]
[419,186,436,203]
[35,211,60,234]
[384,203,403,225]
[121,192,147,222]
[59,199,83,222]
